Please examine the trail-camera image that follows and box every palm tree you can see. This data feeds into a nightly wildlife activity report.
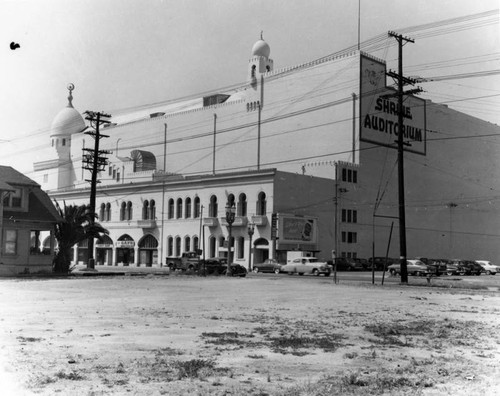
[53,200,109,273]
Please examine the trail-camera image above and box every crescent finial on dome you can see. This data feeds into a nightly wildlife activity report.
[67,83,75,108]
[260,30,263,40]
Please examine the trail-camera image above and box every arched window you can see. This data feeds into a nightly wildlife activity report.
[120,202,126,221]
[257,192,267,215]
[209,195,218,218]
[193,236,199,252]
[184,236,191,252]
[175,236,181,256]
[149,200,156,219]
[142,200,149,220]
[237,236,244,259]
[105,203,111,221]
[185,197,192,219]
[251,64,256,78]
[168,199,174,219]
[219,236,225,248]
[126,201,133,220]
[167,236,173,257]
[194,196,201,218]
[99,203,105,221]
[209,236,216,258]
[176,198,183,219]
[227,193,235,208]
[238,193,247,216]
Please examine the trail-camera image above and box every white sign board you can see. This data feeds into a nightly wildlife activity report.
[360,55,426,155]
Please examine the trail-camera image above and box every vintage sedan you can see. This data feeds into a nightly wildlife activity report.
[201,258,247,277]
[387,259,429,276]
[281,257,331,276]
[476,260,498,275]
[252,259,283,274]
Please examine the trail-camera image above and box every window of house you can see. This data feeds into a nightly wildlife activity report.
[168,199,174,219]
[149,200,156,220]
[193,236,199,253]
[175,236,181,256]
[142,200,149,220]
[256,192,267,215]
[227,194,235,210]
[237,236,244,259]
[126,201,133,220]
[3,188,22,208]
[99,203,105,221]
[105,203,111,221]
[120,202,126,221]
[176,198,183,219]
[62,138,66,146]
[209,195,218,218]
[194,197,200,218]
[209,236,216,258]
[185,198,192,219]
[238,193,247,216]
[342,168,358,183]
[167,237,173,257]
[30,230,42,255]
[342,209,357,223]
[3,230,17,255]
[251,64,256,78]
[185,236,191,252]
[116,172,120,182]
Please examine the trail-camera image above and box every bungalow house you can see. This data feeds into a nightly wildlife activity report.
[0,166,62,276]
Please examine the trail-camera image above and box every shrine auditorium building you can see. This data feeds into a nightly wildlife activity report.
[32,37,500,267]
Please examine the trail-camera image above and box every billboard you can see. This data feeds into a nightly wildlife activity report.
[360,55,426,155]
[278,215,318,245]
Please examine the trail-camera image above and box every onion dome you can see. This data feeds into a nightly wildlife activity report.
[50,83,86,137]
[251,32,270,58]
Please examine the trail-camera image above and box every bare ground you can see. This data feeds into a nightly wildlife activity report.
[1,274,499,395]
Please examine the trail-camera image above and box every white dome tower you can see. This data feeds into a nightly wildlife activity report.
[50,83,86,160]
[248,32,273,84]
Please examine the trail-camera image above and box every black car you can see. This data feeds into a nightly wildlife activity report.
[333,257,364,271]
[462,260,483,276]
[367,257,396,271]
[201,258,247,277]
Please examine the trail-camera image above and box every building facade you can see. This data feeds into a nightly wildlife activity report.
[1,166,61,276]
[32,37,500,266]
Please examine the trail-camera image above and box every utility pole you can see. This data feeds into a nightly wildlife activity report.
[387,31,421,284]
[83,111,111,269]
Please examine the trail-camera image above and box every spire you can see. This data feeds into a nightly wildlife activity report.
[67,83,75,108]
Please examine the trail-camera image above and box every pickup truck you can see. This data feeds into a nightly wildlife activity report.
[166,251,201,271]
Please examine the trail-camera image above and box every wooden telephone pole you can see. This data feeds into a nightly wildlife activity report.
[83,111,111,269]
[387,31,421,284]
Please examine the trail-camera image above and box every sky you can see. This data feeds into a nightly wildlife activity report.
[1,0,499,174]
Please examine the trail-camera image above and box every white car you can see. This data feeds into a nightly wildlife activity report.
[281,257,331,276]
[475,260,498,275]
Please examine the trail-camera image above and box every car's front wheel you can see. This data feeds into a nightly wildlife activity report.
[253,267,259,273]
[312,269,319,276]
[390,269,396,276]
[274,268,280,274]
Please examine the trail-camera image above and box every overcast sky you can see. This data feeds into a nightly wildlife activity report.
[1,0,498,173]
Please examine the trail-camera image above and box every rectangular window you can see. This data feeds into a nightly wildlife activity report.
[341,231,346,243]
[3,188,22,208]
[30,230,41,255]
[342,168,347,182]
[342,209,357,223]
[4,230,18,255]
[347,232,357,244]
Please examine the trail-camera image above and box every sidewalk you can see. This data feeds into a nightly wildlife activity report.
[72,264,170,276]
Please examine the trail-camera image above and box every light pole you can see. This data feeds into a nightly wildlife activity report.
[225,202,236,276]
[247,222,255,273]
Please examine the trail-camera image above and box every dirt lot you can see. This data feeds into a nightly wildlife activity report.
[1,274,500,395]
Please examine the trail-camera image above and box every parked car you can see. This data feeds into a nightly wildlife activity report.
[450,259,482,276]
[387,259,428,276]
[201,258,247,277]
[333,257,364,271]
[419,258,447,276]
[281,257,331,276]
[367,257,396,271]
[354,258,370,270]
[252,259,283,274]
[475,260,498,275]
[462,260,483,276]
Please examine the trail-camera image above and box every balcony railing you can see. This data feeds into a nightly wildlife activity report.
[251,215,268,226]
[136,219,157,229]
[202,217,219,227]
[220,216,248,227]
